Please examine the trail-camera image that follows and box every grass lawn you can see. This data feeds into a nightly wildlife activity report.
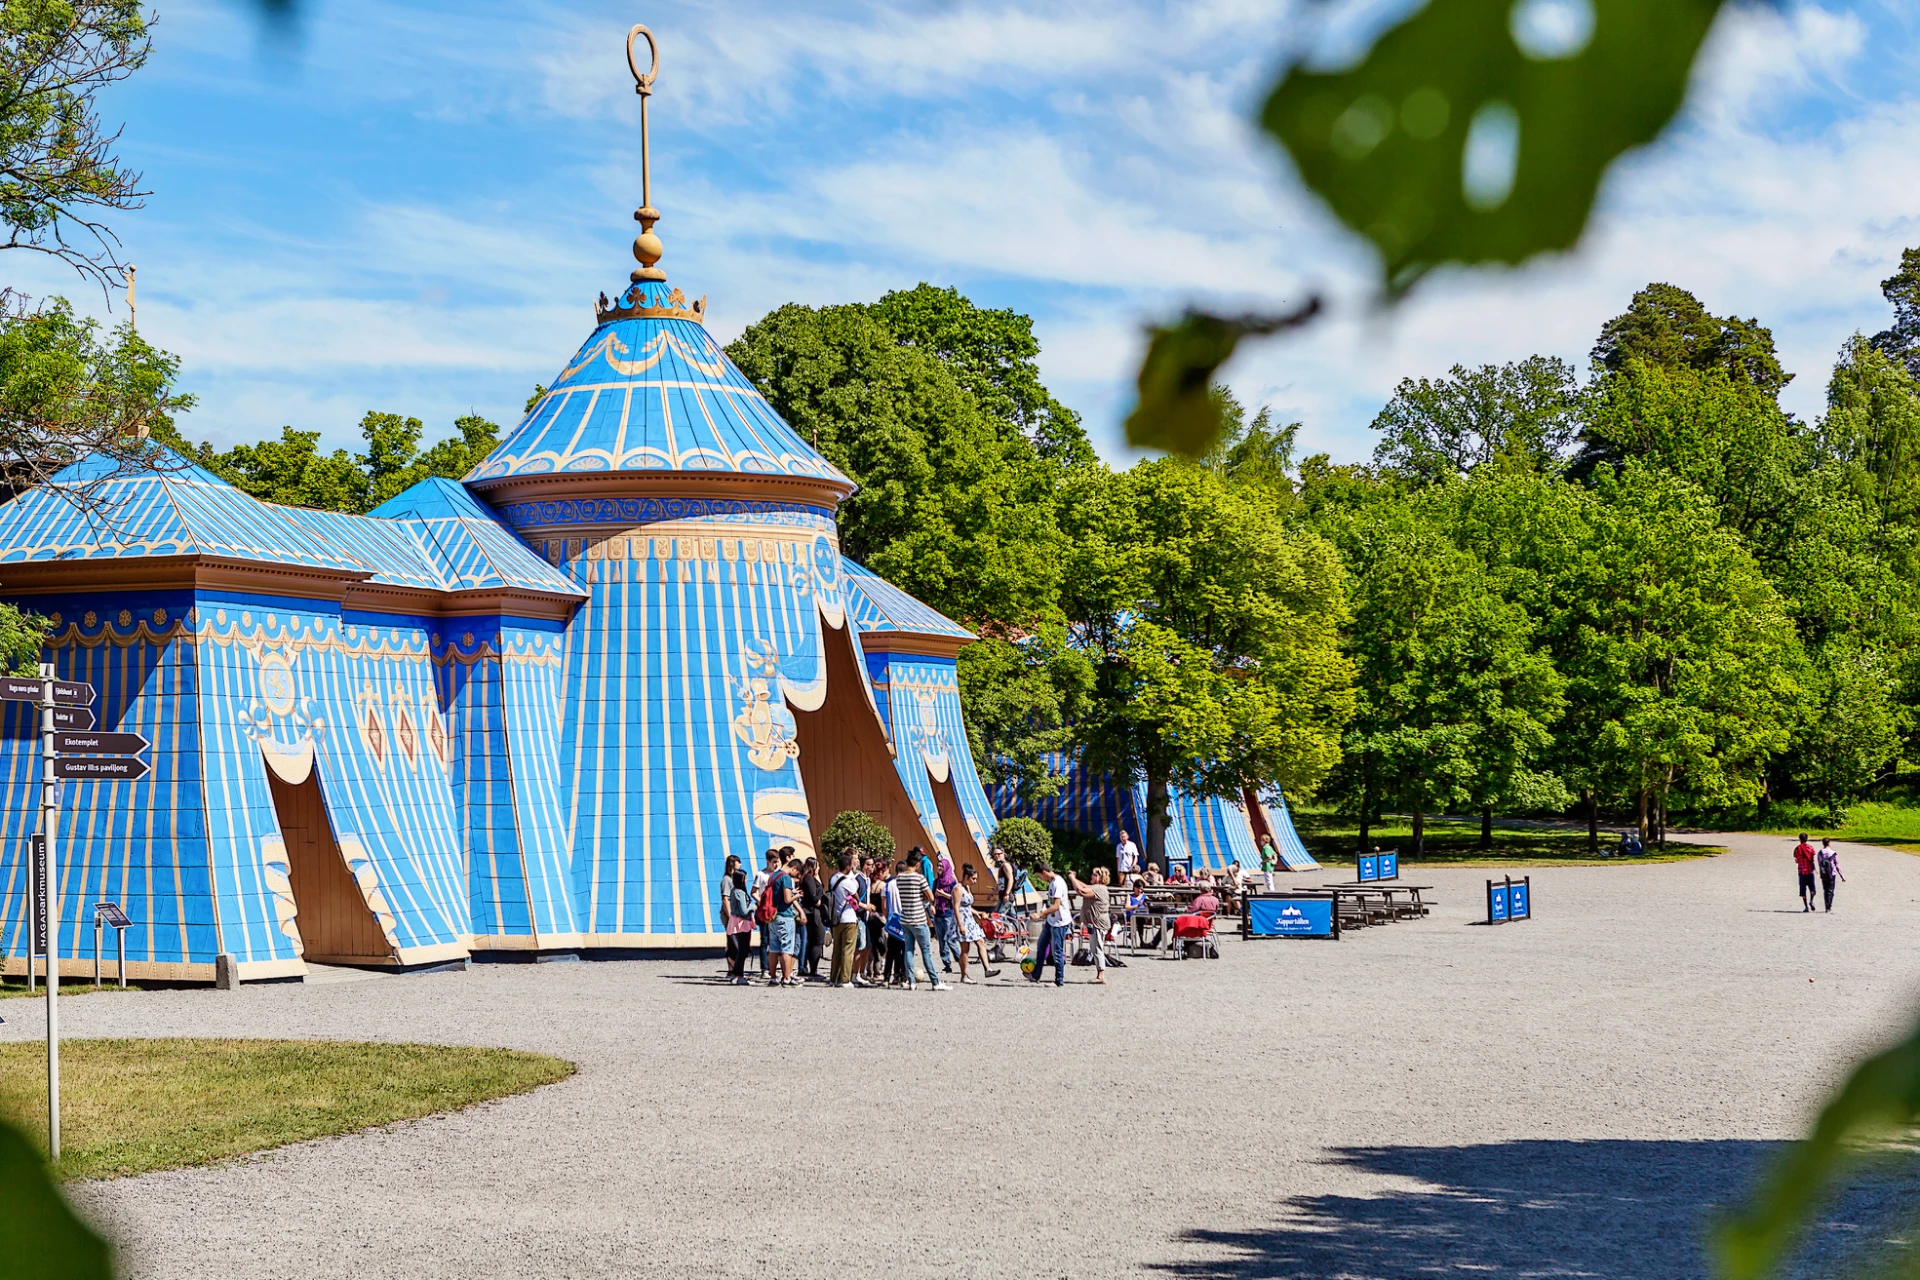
[0,1038,574,1180]
[0,983,138,1000]
[1743,801,1920,853]
[1293,813,1725,868]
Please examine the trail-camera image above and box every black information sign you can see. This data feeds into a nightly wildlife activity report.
[0,677,44,702]
[94,901,131,929]
[29,833,45,954]
[54,757,149,781]
[53,731,148,755]
[51,707,95,731]
[0,677,96,706]
[51,681,93,706]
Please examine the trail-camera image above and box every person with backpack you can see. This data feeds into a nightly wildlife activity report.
[828,852,866,986]
[1817,838,1846,912]
[751,849,778,976]
[933,850,960,974]
[759,849,801,987]
[723,868,755,984]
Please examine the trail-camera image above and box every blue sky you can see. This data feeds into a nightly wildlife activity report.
[13,0,1920,464]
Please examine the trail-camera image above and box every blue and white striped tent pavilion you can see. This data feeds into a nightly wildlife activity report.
[0,227,1003,982]
[992,752,1320,876]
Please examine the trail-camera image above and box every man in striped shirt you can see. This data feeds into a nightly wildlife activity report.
[892,856,949,991]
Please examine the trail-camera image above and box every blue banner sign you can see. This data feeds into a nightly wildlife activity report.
[1486,876,1531,924]
[1356,852,1399,883]
[1247,896,1336,938]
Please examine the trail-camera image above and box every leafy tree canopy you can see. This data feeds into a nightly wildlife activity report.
[1061,459,1354,862]
[1870,245,1920,380]
[0,0,150,286]
[1371,355,1580,485]
[1589,282,1790,395]
[727,294,1068,628]
[187,412,499,514]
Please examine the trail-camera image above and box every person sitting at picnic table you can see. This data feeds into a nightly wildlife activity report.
[1123,877,1155,948]
[1168,863,1190,885]
[1144,864,1164,887]
[1189,883,1221,916]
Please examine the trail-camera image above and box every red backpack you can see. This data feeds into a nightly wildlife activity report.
[756,874,781,924]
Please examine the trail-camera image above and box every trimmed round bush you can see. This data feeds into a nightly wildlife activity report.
[989,817,1053,869]
[818,810,896,865]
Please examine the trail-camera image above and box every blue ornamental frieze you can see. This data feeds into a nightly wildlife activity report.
[499,495,836,532]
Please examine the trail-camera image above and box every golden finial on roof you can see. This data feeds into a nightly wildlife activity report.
[627,24,665,283]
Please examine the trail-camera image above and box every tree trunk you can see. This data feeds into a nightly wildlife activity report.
[1480,805,1493,850]
[1412,806,1425,859]
[1144,771,1170,872]
[1357,757,1371,852]
[1586,790,1598,855]
[1636,788,1648,842]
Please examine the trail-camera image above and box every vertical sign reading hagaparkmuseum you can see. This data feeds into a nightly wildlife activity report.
[29,832,46,955]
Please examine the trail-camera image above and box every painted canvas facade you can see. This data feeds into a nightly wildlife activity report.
[0,284,1003,980]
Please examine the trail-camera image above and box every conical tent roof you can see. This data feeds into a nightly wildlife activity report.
[465,281,851,494]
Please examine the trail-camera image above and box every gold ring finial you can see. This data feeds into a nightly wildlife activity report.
[625,23,666,283]
[627,25,659,96]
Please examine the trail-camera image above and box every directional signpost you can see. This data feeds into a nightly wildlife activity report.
[3,665,146,1161]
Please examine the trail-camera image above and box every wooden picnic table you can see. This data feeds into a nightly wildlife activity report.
[1322,883,1434,919]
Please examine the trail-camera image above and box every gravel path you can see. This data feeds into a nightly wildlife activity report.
[7,833,1919,1279]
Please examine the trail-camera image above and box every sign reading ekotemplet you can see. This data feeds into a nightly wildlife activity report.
[52,731,148,755]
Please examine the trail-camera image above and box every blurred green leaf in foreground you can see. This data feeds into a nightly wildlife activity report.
[0,1119,112,1280]
[1128,0,1731,456]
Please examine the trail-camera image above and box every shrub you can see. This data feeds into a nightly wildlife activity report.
[989,817,1053,869]
[818,811,896,866]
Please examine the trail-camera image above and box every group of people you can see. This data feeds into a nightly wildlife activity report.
[716,843,1127,989]
[1792,834,1846,912]
[1117,825,1287,891]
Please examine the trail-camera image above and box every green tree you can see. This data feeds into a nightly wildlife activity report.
[206,425,367,511]
[0,296,192,493]
[727,298,1067,629]
[1788,640,1905,822]
[1371,356,1580,485]
[869,283,1095,467]
[1589,282,1790,395]
[1574,359,1804,547]
[987,816,1052,870]
[1870,245,1920,380]
[1815,334,1920,531]
[955,623,1093,804]
[1200,386,1300,501]
[0,0,151,286]
[817,810,896,864]
[1553,466,1805,840]
[1060,460,1353,865]
[1318,493,1565,853]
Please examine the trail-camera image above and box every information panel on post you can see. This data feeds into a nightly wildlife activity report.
[1486,875,1532,925]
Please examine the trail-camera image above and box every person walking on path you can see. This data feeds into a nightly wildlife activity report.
[1817,839,1846,912]
[1792,834,1819,912]
[893,855,948,990]
[1116,829,1141,880]
[952,863,999,983]
[1027,860,1072,988]
[1790,834,1820,912]
[724,868,755,984]
[1067,867,1113,984]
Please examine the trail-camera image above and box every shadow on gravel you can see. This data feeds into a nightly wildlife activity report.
[1148,1140,1916,1280]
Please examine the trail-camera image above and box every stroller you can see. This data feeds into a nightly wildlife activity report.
[981,868,1035,964]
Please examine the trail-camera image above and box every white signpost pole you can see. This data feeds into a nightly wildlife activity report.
[40,659,60,1161]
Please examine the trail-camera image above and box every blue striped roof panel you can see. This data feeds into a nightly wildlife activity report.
[466,301,853,490]
[843,559,972,641]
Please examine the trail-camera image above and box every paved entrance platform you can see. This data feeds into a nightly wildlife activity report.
[7,833,1917,1278]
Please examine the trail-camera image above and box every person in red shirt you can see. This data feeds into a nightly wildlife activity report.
[1792,834,1818,913]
